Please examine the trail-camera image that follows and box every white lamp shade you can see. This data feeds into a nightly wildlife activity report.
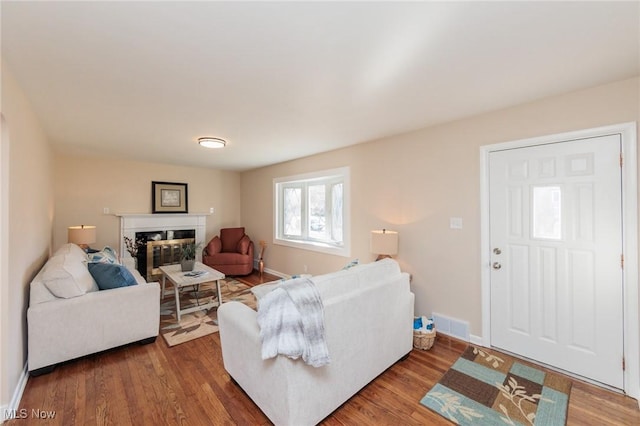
[68,225,97,245]
[370,229,398,256]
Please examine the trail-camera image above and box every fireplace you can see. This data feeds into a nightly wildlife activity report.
[117,213,208,281]
[135,229,196,280]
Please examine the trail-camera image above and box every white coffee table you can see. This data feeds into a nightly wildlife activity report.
[159,262,225,322]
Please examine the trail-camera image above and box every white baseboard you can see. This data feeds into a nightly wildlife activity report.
[263,267,287,279]
[469,334,484,346]
[1,362,28,423]
[251,260,288,280]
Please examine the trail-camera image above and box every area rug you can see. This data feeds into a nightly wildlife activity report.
[160,278,257,347]
[420,346,571,425]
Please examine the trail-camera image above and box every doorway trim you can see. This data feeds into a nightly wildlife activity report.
[479,122,638,399]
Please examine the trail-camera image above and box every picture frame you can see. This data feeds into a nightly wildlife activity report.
[152,181,188,214]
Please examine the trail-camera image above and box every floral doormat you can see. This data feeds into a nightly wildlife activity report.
[160,279,257,347]
[420,346,571,425]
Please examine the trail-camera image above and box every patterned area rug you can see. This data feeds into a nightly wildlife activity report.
[421,346,571,425]
[160,278,257,347]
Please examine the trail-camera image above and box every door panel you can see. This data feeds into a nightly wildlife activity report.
[489,135,623,388]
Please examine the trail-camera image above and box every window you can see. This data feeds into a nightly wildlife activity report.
[274,167,350,256]
[532,186,562,240]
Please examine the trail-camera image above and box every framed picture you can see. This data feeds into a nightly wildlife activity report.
[152,181,188,214]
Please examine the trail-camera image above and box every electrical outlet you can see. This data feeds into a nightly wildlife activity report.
[303,264,308,273]
[103,207,110,214]
[209,207,215,214]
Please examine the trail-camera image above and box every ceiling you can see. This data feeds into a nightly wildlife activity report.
[2,1,639,172]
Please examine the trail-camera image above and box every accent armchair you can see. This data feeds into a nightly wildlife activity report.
[202,227,254,276]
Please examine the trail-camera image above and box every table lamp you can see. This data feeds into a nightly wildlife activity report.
[370,229,398,261]
[68,225,97,252]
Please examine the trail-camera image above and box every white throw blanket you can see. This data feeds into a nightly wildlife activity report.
[257,277,330,367]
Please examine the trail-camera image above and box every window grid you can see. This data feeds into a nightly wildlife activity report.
[274,168,350,257]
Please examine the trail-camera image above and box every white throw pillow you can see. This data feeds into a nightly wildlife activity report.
[42,253,98,298]
[87,246,119,264]
[54,243,89,262]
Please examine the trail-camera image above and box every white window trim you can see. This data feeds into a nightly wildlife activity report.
[273,167,351,257]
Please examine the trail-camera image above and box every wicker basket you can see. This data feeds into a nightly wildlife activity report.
[413,328,436,350]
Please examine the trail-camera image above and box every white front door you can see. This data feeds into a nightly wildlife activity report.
[489,134,624,388]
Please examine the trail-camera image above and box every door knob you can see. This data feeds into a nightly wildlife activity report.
[493,248,502,255]
[492,262,502,270]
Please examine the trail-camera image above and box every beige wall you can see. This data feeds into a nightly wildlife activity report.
[53,155,242,251]
[241,76,640,338]
[1,57,638,411]
[0,65,54,410]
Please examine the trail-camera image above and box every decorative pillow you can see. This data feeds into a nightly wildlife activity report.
[88,263,137,290]
[342,259,359,270]
[87,246,119,264]
[42,253,99,298]
[206,236,222,255]
[53,243,89,262]
[237,235,250,255]
[220,227,245,252]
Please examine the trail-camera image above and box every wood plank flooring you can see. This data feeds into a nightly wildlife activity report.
[10,273,640,425]
[12,335,640,425]
[233,270,282,287]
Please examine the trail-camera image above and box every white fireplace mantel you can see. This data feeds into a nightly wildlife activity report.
[117,213,209,261]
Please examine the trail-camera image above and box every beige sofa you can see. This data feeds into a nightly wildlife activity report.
[27,243,160,375]
[218,258,414,426]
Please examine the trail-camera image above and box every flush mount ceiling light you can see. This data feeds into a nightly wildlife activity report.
[198,137,226,149]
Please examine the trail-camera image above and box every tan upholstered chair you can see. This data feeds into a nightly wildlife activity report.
[202,227,254,276]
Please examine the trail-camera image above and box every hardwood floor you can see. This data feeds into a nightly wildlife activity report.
[233,269,282,287]
[11,328,639,425]
[11,269,640,425]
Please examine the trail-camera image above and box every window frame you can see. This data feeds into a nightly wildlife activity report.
[273,167,350,257]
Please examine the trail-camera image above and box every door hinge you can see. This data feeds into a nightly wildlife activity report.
[620,153,624,167]
[623,356,626,371]
[621,254,625,269]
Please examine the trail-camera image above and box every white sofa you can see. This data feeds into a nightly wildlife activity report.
[27,243,160,375]
[218,258,414,426]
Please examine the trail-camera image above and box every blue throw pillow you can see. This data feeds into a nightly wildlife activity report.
[88,263,137,290]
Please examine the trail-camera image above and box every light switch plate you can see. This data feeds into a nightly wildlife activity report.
[450,217,463,229]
